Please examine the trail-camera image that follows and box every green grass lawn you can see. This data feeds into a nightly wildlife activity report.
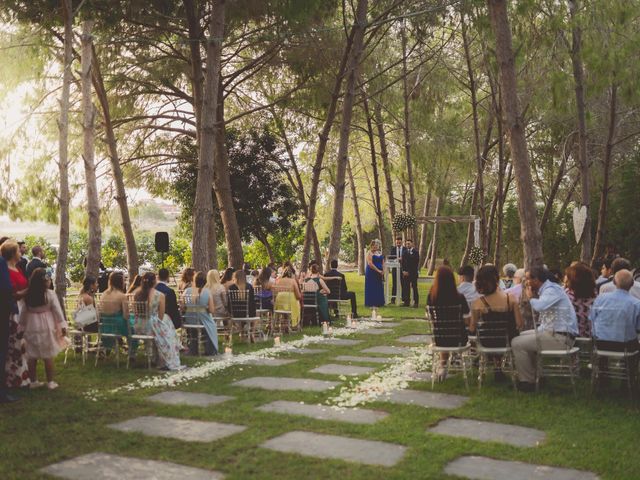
[1,272,639,479]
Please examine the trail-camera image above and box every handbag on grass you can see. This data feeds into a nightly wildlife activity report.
[73,304,97,328]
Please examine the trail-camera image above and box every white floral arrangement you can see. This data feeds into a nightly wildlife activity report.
[392,213,416,233]
[468,246,486,266]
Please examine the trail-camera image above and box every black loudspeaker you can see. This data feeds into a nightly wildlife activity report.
[155,232,170,252]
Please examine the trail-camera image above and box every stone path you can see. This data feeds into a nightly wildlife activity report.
[257,400,388,424]
[310,363,376,376]
[244,358,298,366]
[320,338,363,346]
[361,346,412,355]
[109,416,246,443]
[380,390,468,409]
[396,334,432,344]
[358,328,394,335]
[260,431,407,467]
[148,391,233,407]
[428,418,546,447]
[41,453,224,480]
[232,376,340,391]
[290,348,326,354]
[334,355,392,364]
[444,456,600,480]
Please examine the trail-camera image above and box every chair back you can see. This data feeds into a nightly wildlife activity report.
[589,305,636,343]
[128,298,150,335]
[96,299,125,333]
[228,289,251,318]
[325,276,342,299]
[534,305,575,335]
[253,285,264,309]
[474,306,513,349]
[426,304,466,347]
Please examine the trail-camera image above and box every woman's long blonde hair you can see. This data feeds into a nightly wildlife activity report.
[205,269,222,290]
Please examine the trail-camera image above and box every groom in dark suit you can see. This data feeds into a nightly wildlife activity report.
[156,268,182,329]
[389,237,405,304]
[401,239,419,307]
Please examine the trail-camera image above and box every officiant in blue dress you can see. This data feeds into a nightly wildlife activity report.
[365,239,385,307]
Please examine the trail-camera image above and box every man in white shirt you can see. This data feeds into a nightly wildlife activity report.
[457,265,479,312]
[505,268,525,301]
[389,237,405,304]
[599,258,640,300]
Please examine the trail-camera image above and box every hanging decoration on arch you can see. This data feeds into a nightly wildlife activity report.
[468,246,486,266]
[392,213,416,233]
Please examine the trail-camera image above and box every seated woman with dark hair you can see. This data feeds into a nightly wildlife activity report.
[470,265,523,381]
[427,266,470,380]
[254,267,274,310]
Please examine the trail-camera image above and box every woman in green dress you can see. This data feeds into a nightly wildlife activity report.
[305,264,331,324]
[98,272,134,359]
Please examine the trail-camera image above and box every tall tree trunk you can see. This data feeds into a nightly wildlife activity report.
[257,232,276,264]
[300,28,356,270]
[418,187,432,266]
[374,101,396,228]
[540,134,573,234]
[487,0,543,268]
[427,197,442,275]
[591,83,617,265]
[183,0,204,138]
[568,0,592,263]
[55,0,73,302]
[192,1,224,272]
[81,20,102,279]
[92,46,139,283]
[347,158,365,275]
[401,22,417,241]
[214,80,244,268]
[362,92,385,245]
[493,119,509,266]
[325,0,368,270]
[461,14,487,253]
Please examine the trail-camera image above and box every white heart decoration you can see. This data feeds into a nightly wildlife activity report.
[573,205,587,244]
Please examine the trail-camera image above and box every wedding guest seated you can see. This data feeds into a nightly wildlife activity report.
[205,269,229,318]
[505,268,525,301]
[156,268,182,329]
[253,267,274,310]
[19,268,67,390]
[599,258,640,299]
[178,267,195,293]
[324,259,359,318]
[76,275,99,333]
[589,269,640,378]
[99,271,134,360]
[183,271,218,356]
[502,263,517,289]
[127,274,141,294]
[274,267,302,329]
[221,267,235,288]
[228,270,256,318]
[511,266,578,392]
[457,265,479,313]
[304,264,331,324]
[427,266,470,381]
[470,265,522,382]
[596,255,616,290]
[564,262,596,337]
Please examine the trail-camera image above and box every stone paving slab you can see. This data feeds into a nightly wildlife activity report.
[40,452,224,480]
[257,400,389,424]
[310,363,376,376]
[321,338,363,346]
[359,328,394,335]
[244,358,298,366]
[108,416,246,443]
[361,346,412,355]
[291,348,327,354]
[148,391,234,407]
[232,376,340,391]
[397,334,432,344]
[428,418,546,447]
[335,355,393,364]
[444,456,600,480]
[261,431,407,467]
[380,390,468,409]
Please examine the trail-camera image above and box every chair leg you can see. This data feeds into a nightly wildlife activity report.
[431,352,437,390]
[477,355,484,391]
[461,353,469,391]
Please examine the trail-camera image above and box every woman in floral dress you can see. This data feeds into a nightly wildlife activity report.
[564,262,596,337]
[134,272,184,371]
[1,240,30,388]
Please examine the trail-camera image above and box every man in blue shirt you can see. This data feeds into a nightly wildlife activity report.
[590,269,640,351]
[511,266,578,392]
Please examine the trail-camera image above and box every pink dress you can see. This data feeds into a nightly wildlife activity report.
[19,290,68,359]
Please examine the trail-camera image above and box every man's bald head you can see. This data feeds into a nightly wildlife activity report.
[614,269,634,291]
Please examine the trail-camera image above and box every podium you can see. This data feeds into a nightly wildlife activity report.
[385,257,401,305]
